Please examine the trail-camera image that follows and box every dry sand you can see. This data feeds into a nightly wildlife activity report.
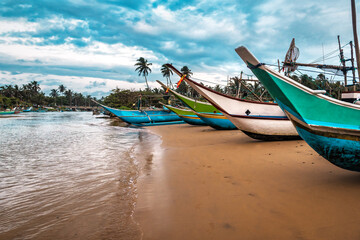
[135,124,360,240]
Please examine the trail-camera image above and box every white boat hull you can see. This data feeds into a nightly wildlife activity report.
[181,73,299,140]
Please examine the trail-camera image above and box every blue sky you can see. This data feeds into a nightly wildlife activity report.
[0,0,357,97]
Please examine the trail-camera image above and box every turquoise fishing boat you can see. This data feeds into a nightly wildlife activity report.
[157,80,236,130]
[195,112,237,130]
[98,103,182,125]
[237,46,360,171]
[23,107,33,112]
[163,104,207,126]
[0,111,15,115]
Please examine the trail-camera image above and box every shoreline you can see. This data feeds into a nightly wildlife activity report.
[135,124,360,240]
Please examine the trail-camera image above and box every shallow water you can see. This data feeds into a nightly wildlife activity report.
[0,112,159,240]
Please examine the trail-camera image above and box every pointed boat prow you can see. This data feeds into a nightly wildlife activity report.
[235,46,262,69]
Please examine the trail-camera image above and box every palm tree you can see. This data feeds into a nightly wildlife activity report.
[180,66,193,77]
[135,57,152,90]
[178,66,193,95]
[50,89,58,106]
[58,84,66,106]
[161,64,173,87]
[29,81,40,95]
[86,95,92,107]
[64,89,73,107]
[58,84,66,94]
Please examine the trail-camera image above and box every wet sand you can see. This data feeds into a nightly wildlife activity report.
[135,124,360,240]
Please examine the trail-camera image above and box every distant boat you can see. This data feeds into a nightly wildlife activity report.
[166,64,299,140]
[0,110,15,115]
[236,46,360,171]
[23,107,33,112]
[157,80,236,130]
[13,107,20,114]
[162,104,207,126]
[95,102,182,125]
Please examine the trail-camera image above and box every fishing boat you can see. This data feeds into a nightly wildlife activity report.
[0,110,15,115]
[236,46,360,171]
[162,104,207,126]
[95,102,182,125]
[194,112,237,130]
[157,80,237,130]
[166,64,299,140]
[23,107,33,112]
[156,80,219,113]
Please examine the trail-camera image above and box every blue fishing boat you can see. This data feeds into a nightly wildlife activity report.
[195,112,237,130]
[23,107,33,112]
[99,103,182,125]
[237,46,360,171]
[157,80,236,130]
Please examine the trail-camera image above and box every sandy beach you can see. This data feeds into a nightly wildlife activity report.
[135,124,360,240]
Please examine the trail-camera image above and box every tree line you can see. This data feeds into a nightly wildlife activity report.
[2,57,350,110]
[0,81,97,109]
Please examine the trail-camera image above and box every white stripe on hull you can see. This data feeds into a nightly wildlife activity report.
[224,113,298,136]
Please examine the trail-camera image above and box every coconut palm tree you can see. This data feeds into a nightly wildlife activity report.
[29,81,40,95]
[58,84,66,106]
[50,89,58,106]
[180,66,193,77]
[178,66,193,95]
[64,89,73,107]
[135,57,152,90]
[161,64,173,87]
[58,84,66,94]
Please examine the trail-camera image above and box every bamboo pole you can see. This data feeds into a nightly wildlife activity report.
[337,35,347,86]
[350,41,357,89]
[351,0,360,86]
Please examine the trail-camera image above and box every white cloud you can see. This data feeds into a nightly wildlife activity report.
[131,5,249,44]
[0,38,161,69]
[153,5,175,22]
[0,18,38,34]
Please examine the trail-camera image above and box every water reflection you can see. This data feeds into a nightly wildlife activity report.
[0,112,155,239]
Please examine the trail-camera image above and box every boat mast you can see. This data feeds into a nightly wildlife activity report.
[351,0,360,87]
[350,41,356,86]
[337,35,347,86]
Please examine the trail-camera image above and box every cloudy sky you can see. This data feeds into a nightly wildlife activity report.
[0,0,358,97]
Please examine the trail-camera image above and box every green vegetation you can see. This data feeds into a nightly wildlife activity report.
[289,73,351,99]
[135,57,152,90]
[101,88,168,109]
[161,64,173,88]
[0,81,97,109]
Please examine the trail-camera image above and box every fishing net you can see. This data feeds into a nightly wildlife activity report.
[284,38,300,72]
